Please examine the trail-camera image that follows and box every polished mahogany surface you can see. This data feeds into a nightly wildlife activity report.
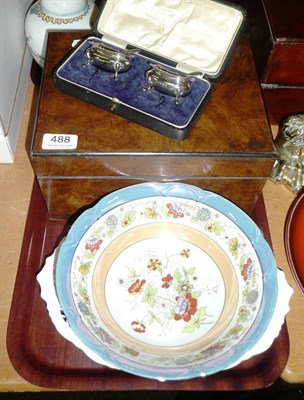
[247,0,304,125]
[6,180,289,391]
[261,0,304,86]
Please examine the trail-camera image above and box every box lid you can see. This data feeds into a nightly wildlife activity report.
[94,0,245,77]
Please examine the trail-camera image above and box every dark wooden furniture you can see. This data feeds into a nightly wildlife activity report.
[248,0,304,125]
[6,179,289,390]
[29,31,275,220]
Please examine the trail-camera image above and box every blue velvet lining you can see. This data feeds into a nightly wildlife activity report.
[55,36,211,128]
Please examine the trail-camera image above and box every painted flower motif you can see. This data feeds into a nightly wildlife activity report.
[77,301,91,317]
[246,289,259,305]
[106,214,118,230]
[238,306,250,317]
[204,221,224,235]
[123,346,140,357]
[174,293,197,322]
[166,202,184,218]
[226,324,243,338]
[237,306,250,322]
[229,237,239,255]
[131,321,146,333]
[128,279,146,295]
[82,293,90,304]
[204,223,214,233]
[144,207,159,219]
[78,261,91,276]
[78,284,91,305]
[204,343,226,357]
[121,217,132,228]
[85,233,103,252]
[177,281,193,295]
[241,258,255,281]
[180,248,191,258]
[147,258,162,271]
[96,327,115,346]
[121,211,136,228]
[161,274,173,288]
[196,207,211,221]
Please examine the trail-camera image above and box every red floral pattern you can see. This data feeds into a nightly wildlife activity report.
[166,203,184,218]
[128,279,146,294]
[85,236,103,252]
[131,321,146,333]
[174,293,197,322]
[161,274,173,288]
[241,258,254,281]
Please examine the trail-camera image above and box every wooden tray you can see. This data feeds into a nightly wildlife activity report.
[7,179,289,390]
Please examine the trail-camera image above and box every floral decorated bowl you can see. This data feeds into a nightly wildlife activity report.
[55,183,278,381]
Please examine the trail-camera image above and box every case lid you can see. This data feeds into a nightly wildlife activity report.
[95,0,245,77]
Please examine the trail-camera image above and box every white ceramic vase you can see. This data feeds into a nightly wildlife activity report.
[25,0,95,67]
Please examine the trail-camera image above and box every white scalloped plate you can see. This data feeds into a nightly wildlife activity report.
[38,249,293,377]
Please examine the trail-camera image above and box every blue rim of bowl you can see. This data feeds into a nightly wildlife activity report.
[55,182,278,380]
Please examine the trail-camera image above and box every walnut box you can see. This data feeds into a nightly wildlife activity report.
[29,31,276,220]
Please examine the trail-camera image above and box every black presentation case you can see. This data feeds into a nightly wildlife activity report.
[53,0,246,140]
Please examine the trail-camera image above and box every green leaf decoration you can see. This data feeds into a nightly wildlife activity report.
[148,310,161,325]
[78,284,88,297]
[196,306,207,318]
[127,267,139,279]
[213,221,225,235]
[142,283,158,307]
[239,254,246,267]
[182,324,196,334]
[174,269,182,282]
[180,306,210,334]
[191,291,202,299]
[122,210,136,223]
[218,338,229,347]
[146,283,158,295]
[187,267,195,275]
[168,309,176,320]
[85,252,94,259]
[147,296,155,307]
[161,207,169,216]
